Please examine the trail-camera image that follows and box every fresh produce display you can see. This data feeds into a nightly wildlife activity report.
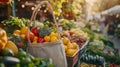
[49,0,66,16]
[72,0,85,16]
[1,0,120,66]
[58,20,90,57]
[61,28,89,49]
[12,21,59,45]
[1,16,28,34]
[61,2,75,20]
[59,19,75,30]
[0,48,54,67]
[62,37,79,56]
[0,28,18,55]
[89,40,105,50]
[85,32,120,65]
[0,28,54,67]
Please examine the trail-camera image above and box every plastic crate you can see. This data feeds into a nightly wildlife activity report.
[66,49,80,67]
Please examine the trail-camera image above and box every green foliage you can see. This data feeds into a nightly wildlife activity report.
[89,40,105,50]
[38,25,52,37]
[81,28,95,41]
[9,35,27,51]
[1,16,29,33]
[87,46,120,64]
[59,19,75,30]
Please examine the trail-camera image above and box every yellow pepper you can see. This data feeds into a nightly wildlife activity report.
[0,28,7,50]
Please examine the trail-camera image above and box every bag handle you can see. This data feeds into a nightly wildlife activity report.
[27,1,61,45]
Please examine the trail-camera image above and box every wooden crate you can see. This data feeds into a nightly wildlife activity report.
[66,49,80,67]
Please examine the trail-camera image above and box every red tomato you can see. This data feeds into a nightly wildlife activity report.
[37,37,44,43]
[31,27,39,36]
[0,0,9,3]
[25,32,35,41]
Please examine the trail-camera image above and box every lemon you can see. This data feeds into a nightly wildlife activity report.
[44,36,50,42]
[55,32,59,38]
[62,37,70,45]
[49,32,56,37]
[50,36,58,42]
[13,30,21,35]
[66,49,77,56]
[67,42,73,49]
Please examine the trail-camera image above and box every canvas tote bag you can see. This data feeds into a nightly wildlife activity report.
[26,1,67,67]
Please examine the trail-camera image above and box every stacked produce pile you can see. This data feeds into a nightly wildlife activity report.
[0,17,55,67]
[79,22,120,67]
[0,16,90,67]
[59,19,89,56]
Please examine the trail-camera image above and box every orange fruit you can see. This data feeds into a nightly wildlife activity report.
[44,36,50,42]
[62,37,70,45]
[50,36,58,42]
[13,30,21,35]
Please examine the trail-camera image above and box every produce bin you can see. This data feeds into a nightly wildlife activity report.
[66,49,80,67]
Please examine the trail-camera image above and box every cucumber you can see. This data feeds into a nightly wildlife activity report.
[85,56,89,63]
[99,56,104,65]
[96,55,99,62]
[2,56,20,66]
[89,55,94,63]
